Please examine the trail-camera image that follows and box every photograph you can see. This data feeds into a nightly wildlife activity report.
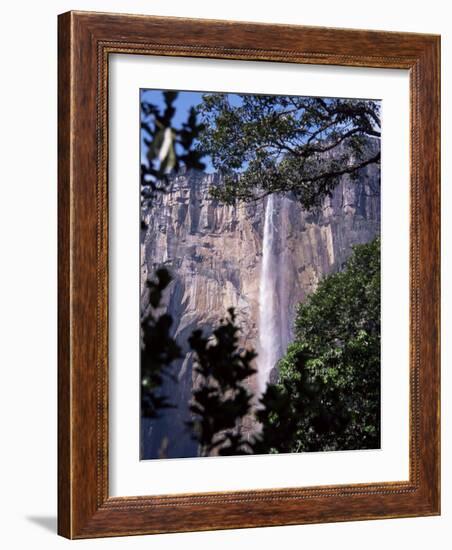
[140,89,382,460]
[0,0,443,544]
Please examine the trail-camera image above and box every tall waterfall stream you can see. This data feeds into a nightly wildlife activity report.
[257,194,291,393]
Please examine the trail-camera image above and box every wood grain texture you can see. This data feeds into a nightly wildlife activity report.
[57,10,440,539]
[57,11,75,538]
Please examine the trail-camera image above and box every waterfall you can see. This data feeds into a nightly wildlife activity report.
[257,194,282,393]
[257,194,293,394]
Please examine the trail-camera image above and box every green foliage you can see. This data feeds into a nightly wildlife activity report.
[187,308,257,456]
[198,94,380,208]
[140,93,382,455]
[141,239,380,455]
[141,268,182,419]
[141,91,206,213]
[259,238,381,452]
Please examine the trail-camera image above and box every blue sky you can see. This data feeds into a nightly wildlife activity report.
[140,89,381,175]
[140,89,242,172]
[141,89,204,128]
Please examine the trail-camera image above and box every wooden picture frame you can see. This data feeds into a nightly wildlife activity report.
[58,10,440,539]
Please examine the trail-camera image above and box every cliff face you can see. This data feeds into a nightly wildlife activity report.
[140,164,380,459]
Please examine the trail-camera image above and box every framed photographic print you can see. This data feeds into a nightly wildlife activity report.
[58,11,440,538]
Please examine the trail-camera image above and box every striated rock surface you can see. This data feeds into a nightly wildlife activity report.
[141,163,380,459]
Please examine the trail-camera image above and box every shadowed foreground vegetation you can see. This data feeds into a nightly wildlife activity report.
[140,90,381,457]
[142,239,381,456]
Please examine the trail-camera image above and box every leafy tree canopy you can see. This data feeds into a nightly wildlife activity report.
[187,308,257,456]
[198,94,380,208]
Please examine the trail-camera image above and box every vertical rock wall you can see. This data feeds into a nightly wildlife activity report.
[141,163,380,458]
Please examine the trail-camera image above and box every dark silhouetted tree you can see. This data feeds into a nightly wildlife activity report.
[141,268,182,419]
[141,91,206,213]
[140,91,207,417]
[187,308,257,456]
[140,91,381,458]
